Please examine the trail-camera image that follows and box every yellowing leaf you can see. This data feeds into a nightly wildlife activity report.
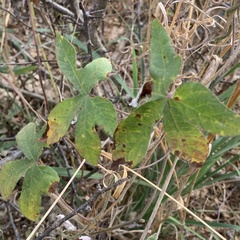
[173,82,240,136]
[163,82,240,165]
[44,33,116,164]
[163,101,209,165]
[19,166,59,221]
[46,96,82,144]
[112,98,166,166]
[47,119,61,144]
[0,160,35,199]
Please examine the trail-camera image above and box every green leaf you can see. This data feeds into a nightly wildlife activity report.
[163,100,209,164]
[163,82,240,164]
[112,98,166,166]
[56,32,112,94]
[150,19,182,96]
[0,65,8,74]
[147,233,158,240]
[56,32,82,92]
[78,58,112,94]
[76,122,100,165]
[16,123,45,160]
[0,65,37,75]
[19,165,59,221]
[14,65,38,76]
[64,34,135,98]
[113,74,135,98]
[46,33,116,161]
[173,82,240,136]
[75,96,117,165]
[47,96,82,144]
[0,159,35,199]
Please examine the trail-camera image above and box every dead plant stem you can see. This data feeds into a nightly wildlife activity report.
[124,166,227,240]
[1,74,45,122]
[27,0,50,112]
[27,160,86,240]
[139,156,179,240]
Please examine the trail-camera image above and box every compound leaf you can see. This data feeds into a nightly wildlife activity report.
[46,96,83,144]
[19,165,59,221]
[0,159,35,199]
[150,19,182,97]
[56,32,112,94]
[112,98,166,166]
[75,96,117,165]
[16,123,45,161]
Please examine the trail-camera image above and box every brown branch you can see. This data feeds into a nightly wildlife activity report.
[0,74,46,122]
[0,82,57,105]
[80,1,93,61]
[36,178,129,240]
[5,203,21,240]
[43,0,75,18]
[68,0,83,22]
[0,6,32,29]
[27,0,50,112]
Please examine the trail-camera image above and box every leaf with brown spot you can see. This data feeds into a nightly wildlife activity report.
[45,96,82,145]
[173,82,240,136]
[163,82,240,165]
[48,181,58,193]
[163,99,210,164]
[19,166,59,221]
[112,98,166,166]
